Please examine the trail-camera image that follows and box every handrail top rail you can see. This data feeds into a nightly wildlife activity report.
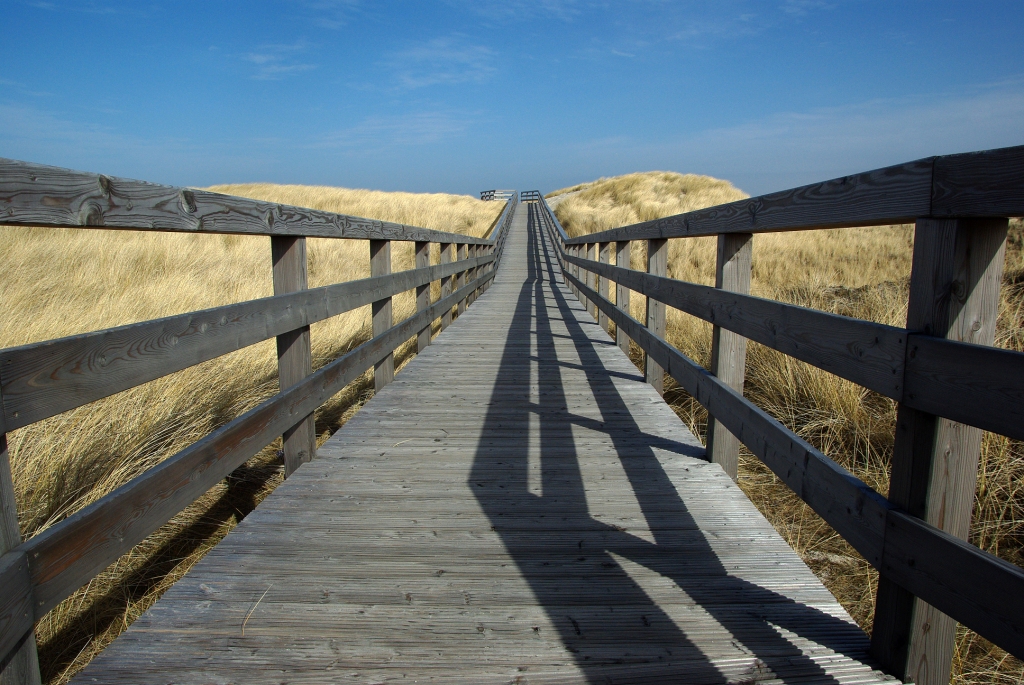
[0,157,495,245]
[561,144,1024,244]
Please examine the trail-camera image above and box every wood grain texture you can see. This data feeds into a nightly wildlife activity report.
[457,243,469,316]
[72,201,894,685]
[370,240,394,392]
[598,242,611,334]
[931,145,1024,218]
[563,158,934,245]
[873,218,1009,684]
[615,241,632,356]
[272,236,317,477]
[560,250,906,400]
[645,239,667,395]
[706,233,752,481]
[0,254,493,431]
[567,268,1024,662]
[568,270,890,567]
[0,551,34,672]
[21,272,493,618]
[903,335,1024,441]
[0,158,491,244]
[441,243,454,331]
[415,241,431,353]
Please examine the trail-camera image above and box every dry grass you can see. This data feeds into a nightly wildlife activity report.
[553,171,1024,684]
[0,184,502,683]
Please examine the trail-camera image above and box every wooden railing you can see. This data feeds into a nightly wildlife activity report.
[480,189,516,201]
[0,158,518,682]
[532,143,1024,685]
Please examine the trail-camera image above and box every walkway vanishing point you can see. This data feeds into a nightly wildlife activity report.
[4,148,1024,685]
[74,201,893,684]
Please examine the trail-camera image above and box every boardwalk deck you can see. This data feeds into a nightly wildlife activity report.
[74,202,896,684]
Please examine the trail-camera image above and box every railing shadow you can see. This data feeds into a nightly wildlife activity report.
[469,203,872,683]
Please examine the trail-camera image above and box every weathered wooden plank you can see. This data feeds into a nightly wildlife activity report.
[69,200,896,685]
[560,250,906,399]
[706,233,752,481]
[564,157,934,244]
[415,241,431,352]
[0,551,34,672]
[645,239,667,394]
[457,243,469,316]
[615,241,631,355]
[371,240,394,392]
[441,243,454,331]
[0,254,493,431]
[566,270,890,566]
[567,268,1024,664]
[597,242,611,333]
[931,145,1024,218]
[271,236,317,476]
[903,335,1024,441]
[872,218,1009,684]
[0,158,492,244]
[20,272,493,617]
[0,420,41,683]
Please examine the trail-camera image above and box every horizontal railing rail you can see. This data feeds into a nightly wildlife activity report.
[561,145,1024,244]
[0,158,493,244]
[534,144,1024,685]
[480,189,515,201]
[0,159,518,681]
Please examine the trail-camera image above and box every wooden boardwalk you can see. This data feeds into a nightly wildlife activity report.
[74,202,896,684]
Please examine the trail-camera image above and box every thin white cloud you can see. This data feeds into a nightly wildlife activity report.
[241,41,318,80]
[384,37,496,89]
[318,111,476,149]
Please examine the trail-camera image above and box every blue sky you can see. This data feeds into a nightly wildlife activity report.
[3,1,1023,197]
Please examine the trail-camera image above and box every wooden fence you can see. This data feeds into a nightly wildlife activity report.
[0,158,518,683]
[531,143,1024,685]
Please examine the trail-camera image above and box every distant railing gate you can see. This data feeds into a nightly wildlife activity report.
[0,146,1022,685]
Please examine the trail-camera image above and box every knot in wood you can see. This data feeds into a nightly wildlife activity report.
[179,189,197,214]
[78,200,104,226]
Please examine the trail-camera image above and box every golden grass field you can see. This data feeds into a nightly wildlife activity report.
[0,185,502,683]
[549,171,1024,685]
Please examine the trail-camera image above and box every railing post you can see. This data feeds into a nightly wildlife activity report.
[0,404,42,685]
[370,239,394,392]
[576,245,587,310]
[598,242,611,334]
[587,243,599,320]
[645,238,668,394]
[271,236,317,476]
[706,233,753,481]
[615,240,632,356]
[457,243,469,316]
[441,243,454,331]
[871,218,1009,685]
[415,240,431,352]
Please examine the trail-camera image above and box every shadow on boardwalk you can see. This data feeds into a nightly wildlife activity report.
[469,204,866,683]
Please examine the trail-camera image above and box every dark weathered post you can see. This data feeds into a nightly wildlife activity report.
[0,398,41,684]
[441,243,454,331]
[370,239,394,392]
[598,242,611,334]
[586,243,599,320]
[457,243,469,316]
[706,233,753,481]
[271,236,317,476]
[645,238,668,394]
[871,218,1009,685]
[615,240,632,356]
[415,241,431,352]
